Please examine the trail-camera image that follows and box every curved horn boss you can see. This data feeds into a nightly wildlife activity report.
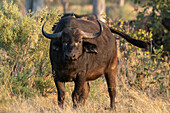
[81,20,103,39]
[42,22,62,39]
[42,20,103,39]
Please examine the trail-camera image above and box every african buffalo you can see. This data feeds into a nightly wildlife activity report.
[42,16,149,110]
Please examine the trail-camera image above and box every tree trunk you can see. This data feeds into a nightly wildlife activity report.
[36,0,44,12]
[93,0,105,22]
[25,0,33,13]
[61,0,70,13]
[25,0,44,14]
[120,0,125,7]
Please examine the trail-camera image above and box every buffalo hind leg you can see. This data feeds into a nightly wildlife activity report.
[105,67,117,111]
[54,78,65,108]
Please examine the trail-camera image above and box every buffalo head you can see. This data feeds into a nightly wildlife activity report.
[42,19,103,61]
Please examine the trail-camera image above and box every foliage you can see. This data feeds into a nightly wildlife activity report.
[110,0,169,96]
[135,0,169,52]
[0,1,61,102]
[111,27,169,97]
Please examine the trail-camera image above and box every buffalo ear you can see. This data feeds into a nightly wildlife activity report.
[83,42,98,54]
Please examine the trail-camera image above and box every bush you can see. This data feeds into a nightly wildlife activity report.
[0,1,61,101]
[135,0,169,53]
[110,2,169,96]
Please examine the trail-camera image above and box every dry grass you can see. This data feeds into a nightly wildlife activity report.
[0,79,169,113]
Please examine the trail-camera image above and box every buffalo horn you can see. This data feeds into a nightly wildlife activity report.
[42,22,62,39]
[82,20,103,39]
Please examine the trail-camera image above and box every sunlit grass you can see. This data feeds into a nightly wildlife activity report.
[1,80,169,113]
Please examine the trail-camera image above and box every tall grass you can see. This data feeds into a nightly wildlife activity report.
[0,1,169,113]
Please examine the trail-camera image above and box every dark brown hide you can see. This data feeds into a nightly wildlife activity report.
[42,16,149,111]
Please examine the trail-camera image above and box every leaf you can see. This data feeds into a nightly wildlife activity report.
[150,81,156,84]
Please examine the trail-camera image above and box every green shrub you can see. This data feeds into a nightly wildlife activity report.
[109,0,169,97]
[0,1,61,101]
[135,0,169,53]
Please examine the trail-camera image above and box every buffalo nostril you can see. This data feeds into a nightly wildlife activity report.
[65,53,76,60]
[65,54,70,59]
[65,54,68,58]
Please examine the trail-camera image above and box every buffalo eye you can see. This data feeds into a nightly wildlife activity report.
[53,46,59,51]
[63,42,68,46]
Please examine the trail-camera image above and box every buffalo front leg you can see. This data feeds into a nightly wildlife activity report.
[72,73,88,108]
[54,78,65,108]
[79,82,90,105]
[105,67,117,111]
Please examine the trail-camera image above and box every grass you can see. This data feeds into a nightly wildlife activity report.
[0,80,169,113]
